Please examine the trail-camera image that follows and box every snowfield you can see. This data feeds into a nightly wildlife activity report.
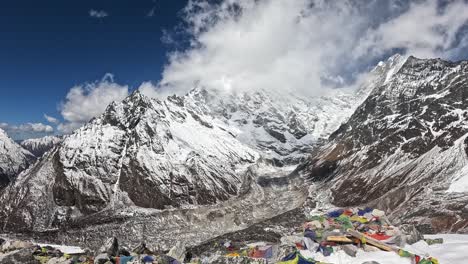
[300,234,468,264]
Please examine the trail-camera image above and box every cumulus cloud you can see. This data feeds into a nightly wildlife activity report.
[354,0,468,59]
[147,7,156,17]
[44,114,59,124]
[138,81,160,98]
[58,74,129,134]
[0,123,53,133]
[0,122,54,140]
[89,9,109,18]
[148,0,468,97]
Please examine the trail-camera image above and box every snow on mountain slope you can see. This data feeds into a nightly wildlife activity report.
[0,91,261,230]
[0,128,34,189]
[20,136,62,157]
[0,54,406,247]
[298,55,468,233]
[182,53,401,165]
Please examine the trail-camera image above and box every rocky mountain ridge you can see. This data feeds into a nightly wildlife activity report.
[20,136,62,157]
[0,128,35,190]
[0,54,412,249]
[298,55,468,233]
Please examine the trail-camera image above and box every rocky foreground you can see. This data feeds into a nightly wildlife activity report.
[0,207,452,264]
[1,55,468,263]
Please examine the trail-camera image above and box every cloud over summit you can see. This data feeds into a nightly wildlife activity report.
[147,0,468,97]
[58,74,129,133]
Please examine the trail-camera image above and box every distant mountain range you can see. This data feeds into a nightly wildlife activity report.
[0,129,35,189]
[1,54,466,249]
[20,136,62,157]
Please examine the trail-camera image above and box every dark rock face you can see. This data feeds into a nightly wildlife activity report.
[0,129,35,191]
[0,90,259,232]
[299,56,468,233]
[1,248,40,264]
[0,59,387,246]
[0,173,10,190]
[184,85,371,165]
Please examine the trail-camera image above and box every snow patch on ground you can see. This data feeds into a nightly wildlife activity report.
[299,234,468,264]
[37,243,85,254]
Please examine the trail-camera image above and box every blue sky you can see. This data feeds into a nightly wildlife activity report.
[2,0,468,140]
[0,0,188,138]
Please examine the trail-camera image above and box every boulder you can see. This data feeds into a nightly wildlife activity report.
[119,247,131,256]
[341,244,358,257]
[99,237,118,257]
[1,248,40,264]
[371,209,385,218]
[280,235,303,246]
[132,243,152,255]
[46,256,70,264]
[400,224,423,245]
[167,241,186,263]
[94,253,110,264]
[363,244,380,252]
[1,239,34,252]
[1,240,11,252]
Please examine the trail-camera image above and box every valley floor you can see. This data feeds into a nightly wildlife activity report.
[2,164,309,251]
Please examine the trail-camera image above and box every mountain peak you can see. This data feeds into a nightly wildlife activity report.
[0,127,8,137]
[20,135,62,157]
[300,56,468,233]
[0,128,35,189]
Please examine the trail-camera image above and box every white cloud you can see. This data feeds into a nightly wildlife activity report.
[0,123,53,133]
[354,0,468,59]
[27,123,54,133]
[44,114,59,124]
[148,0,468,97]
[56,123,80,135]
[147,7,156,17]
[58,74,129,134]
[0,122,54,140]
[138,82,164,98]
[89,9,109,18]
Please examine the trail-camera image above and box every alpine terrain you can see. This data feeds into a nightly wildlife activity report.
[0,128,35,190]
[298,55,468,233]
[0,54,401,248]
[20,136,62,158]
[2,54,466,251]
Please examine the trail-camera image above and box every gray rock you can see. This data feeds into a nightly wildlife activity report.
[1,248,40,264]
[341,244,358,257]
[46,256,70,264]
[167,241,186,263]
[94,253,110,264]
[298,55,468,233]
[362,244,380,252]
[99,237,118,257]
[400,224,423,245]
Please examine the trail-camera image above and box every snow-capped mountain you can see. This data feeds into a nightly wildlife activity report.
[298,55,468,233]
[20,135,62,157]
[0,128,35,190]
[184,87,359,165]
[0,55,404,248]
[181,54,404,165]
